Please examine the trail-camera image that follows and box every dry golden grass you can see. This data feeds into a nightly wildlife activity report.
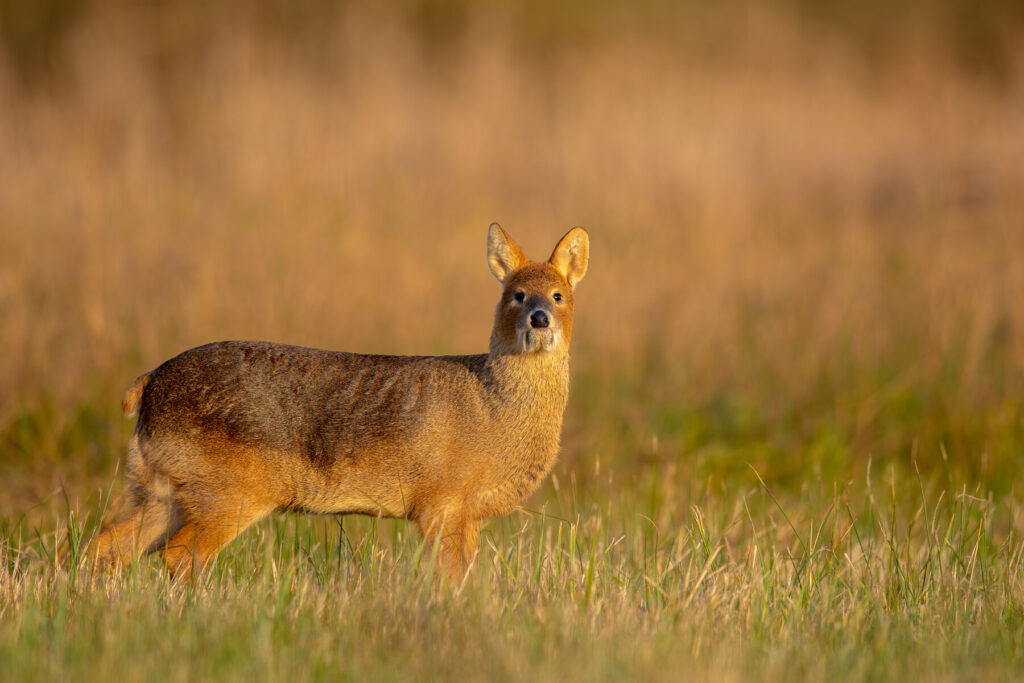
[3,5,1022,492]
[1,3,1023,505]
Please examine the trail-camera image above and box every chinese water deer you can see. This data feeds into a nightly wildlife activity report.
[89,224,589,581]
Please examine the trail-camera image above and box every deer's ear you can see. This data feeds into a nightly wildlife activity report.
[548,227,589,289]
[487,223,528,283]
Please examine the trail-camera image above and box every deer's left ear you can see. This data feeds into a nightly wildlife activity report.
[548,227,589,289]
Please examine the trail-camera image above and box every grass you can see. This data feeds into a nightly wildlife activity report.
[3,464,1023,682]
[2,1,1024,680]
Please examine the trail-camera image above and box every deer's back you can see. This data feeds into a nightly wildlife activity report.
[137,341,489,470]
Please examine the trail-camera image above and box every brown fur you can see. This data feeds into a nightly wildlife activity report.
[88,224,589,581]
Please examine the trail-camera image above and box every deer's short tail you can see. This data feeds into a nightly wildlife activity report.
[122,373,151,417]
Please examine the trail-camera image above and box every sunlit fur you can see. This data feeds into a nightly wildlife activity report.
[89,224,589,582]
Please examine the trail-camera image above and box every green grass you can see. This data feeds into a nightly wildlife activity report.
[3,443,1023,682]
[3,342,1023,682]
[3,356,1024,681]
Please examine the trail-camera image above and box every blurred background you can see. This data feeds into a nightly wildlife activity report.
[2,0,1023,517]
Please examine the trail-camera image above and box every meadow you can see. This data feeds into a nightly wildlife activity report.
[2,1,1024,680]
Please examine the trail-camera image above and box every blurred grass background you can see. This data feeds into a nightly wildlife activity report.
[1,0,1023,526]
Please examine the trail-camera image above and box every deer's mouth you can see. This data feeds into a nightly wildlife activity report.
[521,327,559,353]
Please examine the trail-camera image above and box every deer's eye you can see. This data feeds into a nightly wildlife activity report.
[514,291,526,303]
[553,292,563,303]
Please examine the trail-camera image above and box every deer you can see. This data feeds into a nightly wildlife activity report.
[87,223,589,582]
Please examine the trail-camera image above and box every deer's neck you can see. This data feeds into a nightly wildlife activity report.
[484,350,570,424]
[472,349,570,517]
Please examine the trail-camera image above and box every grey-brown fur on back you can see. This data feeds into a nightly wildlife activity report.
[139,341,487,471]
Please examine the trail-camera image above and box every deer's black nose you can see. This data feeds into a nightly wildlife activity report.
[530,310,550,328]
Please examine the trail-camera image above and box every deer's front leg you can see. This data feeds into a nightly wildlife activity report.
[417,507,480,581]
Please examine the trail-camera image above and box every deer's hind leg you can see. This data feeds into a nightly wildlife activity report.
[157,446,280,582]
[159,496,273,582]
[88,433,182,572]
[89,478,182,573]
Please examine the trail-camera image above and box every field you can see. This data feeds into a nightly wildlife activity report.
[2,1,1024,680]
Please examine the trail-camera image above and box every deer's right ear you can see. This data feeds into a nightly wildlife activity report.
[487,223,528,283]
